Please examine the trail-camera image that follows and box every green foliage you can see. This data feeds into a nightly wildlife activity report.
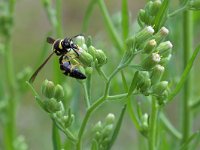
[1,0,200,150]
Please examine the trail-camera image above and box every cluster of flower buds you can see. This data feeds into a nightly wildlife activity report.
[128,25,172,105]
[138,0,162,27]
[41,79,74,128]
[75,36,107,70]
[91,113,115,149]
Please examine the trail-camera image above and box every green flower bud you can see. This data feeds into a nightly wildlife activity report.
[151,65,165,85]
[95,50,107,67]
[135,26,154,44]
[157,41,173,57]
[93,121,103,132]
[79,50,93,66]
[143,39,157,54]
[85,67,93,76]
[53,84,64,100]
[142,53,161,70]
[102,124,113,137]
[44,98,61,113]
[138,9,147,23]
[102,137,110,147]
[105,113,115,125]
[160,54,172,65]
[136,71,151,95]
[41,79,55,98]
[88,46,97,60]
[125,36,136,52]
[74,35,86,47]
[153,27,169,44]
[157,90,168,105]
[56,110,63,118]
[152,81,168,95]
[94,131,101,141]
[149,0,162,16]
[140,79,151,95]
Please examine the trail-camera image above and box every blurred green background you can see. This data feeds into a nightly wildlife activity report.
[1,0,200,149]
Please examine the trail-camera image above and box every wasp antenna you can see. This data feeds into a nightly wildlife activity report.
[47,37,55,44]
[29,51,55,83]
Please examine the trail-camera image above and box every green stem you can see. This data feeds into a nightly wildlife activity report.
[182,10,193,147]
[76,96,106,150]
[4,1,17,150]
[82,82,90,108]
[97,0,123,52]
[148,97,159,150]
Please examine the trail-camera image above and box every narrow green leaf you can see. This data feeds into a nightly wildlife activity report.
[121,0,129,40]
[168,45,200,103]
[190,97,200,110]
[154,0,169,32]
[52,123,61,150]
[127,71,139,97]
[179,131,200,150]
[107,105,126,149]
[82,0,97,32]
[120,71,128,91]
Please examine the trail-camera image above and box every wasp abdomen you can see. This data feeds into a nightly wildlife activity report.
[60,62,86,79]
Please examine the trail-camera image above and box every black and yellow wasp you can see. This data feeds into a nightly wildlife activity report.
[29,35,86,83]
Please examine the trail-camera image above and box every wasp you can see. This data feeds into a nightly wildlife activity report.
[29,35,86,83]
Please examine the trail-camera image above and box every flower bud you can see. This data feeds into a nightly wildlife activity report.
[160,54,172,65]
[88,46,97,60]
[157,41,173,57]
[149,0,162,16]
[151,65,165,85]
[125,37,136,52]
[74,35,86,47]
[95,50,107,67]
[93,121,103,132]
[152,81,168,95]
[85,67,93,76]
[142,53,161,70]
[143,39,157,54]
[153,27,169,44]
[78,50,93,66]
[138,9,147,23]
[44,98,61,113]
[53,84,64,100]
[135,26,154,44]
[139,79,151,95]
[102,124,113,137]
[41,79,55,98]
[157,90,168,105]
[136,71,151,94]
[105,113,115,125]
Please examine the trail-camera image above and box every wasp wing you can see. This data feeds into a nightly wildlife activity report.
[47,37,55,44]
[29,51,55,83]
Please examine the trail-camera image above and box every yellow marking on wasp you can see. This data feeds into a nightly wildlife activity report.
[59,39,63,49]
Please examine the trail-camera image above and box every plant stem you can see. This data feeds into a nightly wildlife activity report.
[82,82,90,108]
[148,97,159,150]
[181,10,193,147]
[97,0,123,52]
[4,1,17,150]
